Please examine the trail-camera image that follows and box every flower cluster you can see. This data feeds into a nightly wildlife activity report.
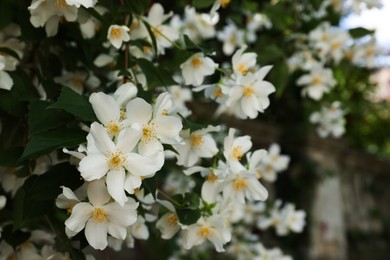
[310,101,346,138]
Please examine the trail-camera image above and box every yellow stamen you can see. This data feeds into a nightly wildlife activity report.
[167,214,178,225]
[232,146,243,160]
[120,109,127,121]
[191,134,203,148]
[206,173,218,183]
[143,45,152,53]
[107,152,125,170]
[161,109,168,116]
[311,76,322,85]
[233,178,248,191]
[130,20,139,31]
[214,87,223,97]
[237,64,248,75]
[67,204,74,215]
[92,208,108,223]
[331,41,341,50]
[55,0,68,8]
[243,86,254,97]
[110,28,122,39]
[191,57,203,69]
[142,124,156,143]
[221,0,232,8]
[107,121,121,136]
[265,165,273,173]
[256,169,263,179]
[197,226,213,238]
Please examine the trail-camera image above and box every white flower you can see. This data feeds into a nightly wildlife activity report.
[226,67,275,119]
[0,195,6,209]
[253,243,292,260]
[232,45,257,76]
[222,170,268,204]
[65,0,96,8]
[78,122,162,206]
[107,25,130,49]
[180,52,218,86]
[217,22,245,55]
[29,0,78,37]
[65,179,139,250]
[182,215,231,252]
[297,65,336,100]
[0,70,13,91]
[168,85,192,117]
[276,204,306,235]
[125,93,182,157]
[223,128,252,172]
[175,125,220,167]
[310,101,346,138]
[142,3,179,55]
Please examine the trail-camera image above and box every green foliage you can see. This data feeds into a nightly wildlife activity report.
[49,87,97,122]
[21,128,87,160]
[171,193,201,225]
[349,27,375,38]
[13,162,83,229]
[136,58,176,89]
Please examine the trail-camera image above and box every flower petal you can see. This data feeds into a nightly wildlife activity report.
[90,122,116,155]
[89,92,120,126]
[79,154,109,181]
[106,168,128,207]
[85,219,108,250]
[126,98,152,126]
[65,202,93,233]
[87,179,111,207]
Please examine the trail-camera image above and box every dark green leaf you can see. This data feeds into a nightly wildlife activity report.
[192,0,215,8]
[143,175,157,199]
[171,192,200,210]
[142,20,158,55]
[49,87,97,122]
[349,27,374,39]
[136,58,176,89]
[176,208,201,225]
[2,225,30,248]
[0,89,26,117]
[21,128,87,161]
[0,146,24,167]
[28,100,71,136]
[23,162,83,201]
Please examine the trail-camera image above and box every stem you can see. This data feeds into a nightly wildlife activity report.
[44,215,78,260]
[157,188,181,207]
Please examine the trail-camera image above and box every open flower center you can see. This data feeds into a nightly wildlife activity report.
[55,0,68,8]
[142,123,157,143]
[232,146,244,160]
[214,87,223,97]
[107,121,121,136]
[110,28,122,39]
[311,76,322,85]
[92,208,108,223]
[233,177,248,191]
[191,57,203,69]
[197,226,213,239]
[237,64,248,75]
[167,214,178,225]
[206,172,218,183]
[67,204,74,215]
[191,134,203,148]
[243,86,254,97]
[108,152,126,170]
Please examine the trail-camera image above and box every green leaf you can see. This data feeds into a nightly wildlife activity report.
[142,20,158,55]
[24,162,83,201]
[176,208,201,225]
[13,163,83,229]
[49,87,97,122]
[0,89,26,117]
[180,116,206,133]
[171,192,200,210]
[28,100,71,136]
[136,58,176,89]
[127,0,151,15]
[142,175,157,199]
[192,0,215,8]
[0,146,24,167]
[349,27,374,39]
[2,225,30,248]
[21,128,87,161]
